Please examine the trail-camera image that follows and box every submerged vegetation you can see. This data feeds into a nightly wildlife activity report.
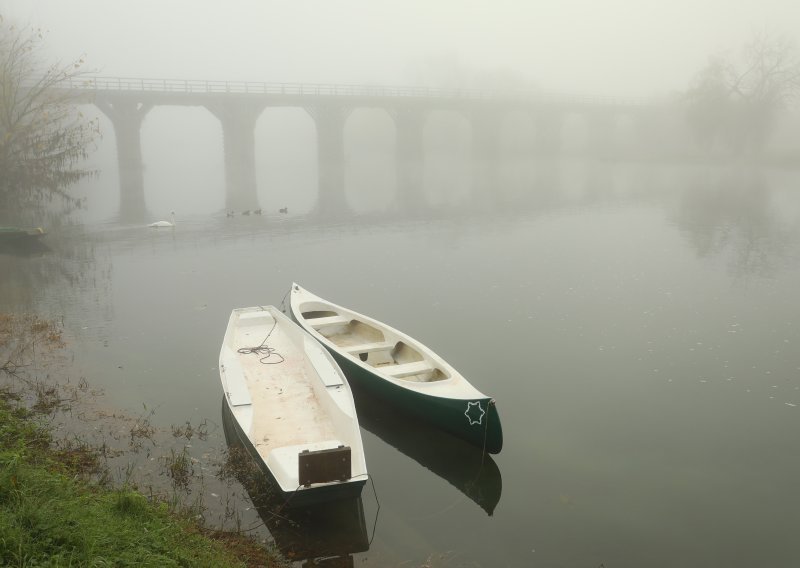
[0,313,287,567]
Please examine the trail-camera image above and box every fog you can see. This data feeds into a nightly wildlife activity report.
[6,0,800,96]
[6,1,800,223]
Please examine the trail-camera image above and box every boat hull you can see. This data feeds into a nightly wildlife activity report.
[222,398,366,507]
[327,348,503,453]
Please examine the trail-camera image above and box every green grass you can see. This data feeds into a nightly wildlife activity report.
[0,400,282,568]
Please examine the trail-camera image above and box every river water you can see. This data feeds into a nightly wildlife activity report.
[3,161,800,567]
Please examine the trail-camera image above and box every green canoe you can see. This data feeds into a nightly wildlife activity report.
[289,283,503,454]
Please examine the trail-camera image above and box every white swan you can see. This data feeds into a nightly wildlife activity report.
[148,212,175,228]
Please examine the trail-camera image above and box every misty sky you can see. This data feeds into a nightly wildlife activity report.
[5,0,800,98]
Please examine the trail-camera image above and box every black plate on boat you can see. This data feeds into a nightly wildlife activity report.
[299,445,351,486]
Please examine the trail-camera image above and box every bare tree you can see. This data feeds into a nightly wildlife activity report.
[686,56,729,152]
[0,16,99,217]
[686,32,800,156]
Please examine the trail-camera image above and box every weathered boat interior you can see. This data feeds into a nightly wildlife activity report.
[302,309,448,382]
[224,309,361,488]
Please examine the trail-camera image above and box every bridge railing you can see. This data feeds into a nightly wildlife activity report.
[64,76,647,107]
[65,76,521,98]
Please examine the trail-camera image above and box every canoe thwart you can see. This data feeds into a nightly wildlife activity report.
[307,315,351,329]
[382,360,436,378]
[344,341,396,355]
[299,445,351,486]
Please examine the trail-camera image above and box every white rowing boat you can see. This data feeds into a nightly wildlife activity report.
[219,305,368,504]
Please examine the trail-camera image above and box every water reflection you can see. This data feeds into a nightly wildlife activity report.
[351,383,502,516]
[7,159,800,567]
[262,498,369,567]
[0,225,110,320]
[0,235,50,258]
[221,399,370,566]
[673,168,796,277]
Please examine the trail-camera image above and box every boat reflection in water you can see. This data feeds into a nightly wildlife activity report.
[350,383,502,516]
[222,399,370,566]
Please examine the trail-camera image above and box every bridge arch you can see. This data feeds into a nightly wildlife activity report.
[255,107,317,215]
[141,105,224,216]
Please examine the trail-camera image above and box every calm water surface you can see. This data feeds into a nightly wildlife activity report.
[3,163,800,567]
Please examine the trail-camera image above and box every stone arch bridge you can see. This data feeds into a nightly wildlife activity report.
[66,76,665,221]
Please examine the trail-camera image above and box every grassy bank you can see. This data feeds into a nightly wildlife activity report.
[0,313,286,567]
[0,396,284,567]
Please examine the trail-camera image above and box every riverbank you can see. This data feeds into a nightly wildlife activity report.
[0,398,282,566]
[0,313,286,567]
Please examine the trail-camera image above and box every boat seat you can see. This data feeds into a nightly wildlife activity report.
[307,315,351,329]
[344,341,395,355]
[237,311,275,326]
[381,360,435,378]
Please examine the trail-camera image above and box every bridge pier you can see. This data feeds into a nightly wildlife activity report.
[94,98,152,222]
[307,105,351,216]
[392,107,427,211]
[206,102,264,213]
